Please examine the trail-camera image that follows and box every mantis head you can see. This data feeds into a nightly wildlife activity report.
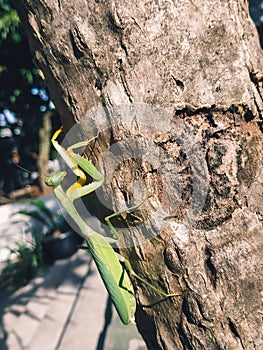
[45,171,67,187]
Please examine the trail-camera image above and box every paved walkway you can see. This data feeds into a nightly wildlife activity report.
[0,251,146,350]
[0,198,147,350]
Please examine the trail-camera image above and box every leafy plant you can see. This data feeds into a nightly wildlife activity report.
[0,228,44,289]
[0,200,67,289]
[0,199,82,290]
[0,0,20,43]
[17,198,70,236]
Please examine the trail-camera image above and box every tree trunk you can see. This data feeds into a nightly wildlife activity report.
[15,1,262,349]
[37,109,53,195]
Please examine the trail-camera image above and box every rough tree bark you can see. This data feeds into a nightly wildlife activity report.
[15,1,262,349]
[37,109,53,195]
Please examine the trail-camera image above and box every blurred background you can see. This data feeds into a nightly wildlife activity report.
[0,0,62,203]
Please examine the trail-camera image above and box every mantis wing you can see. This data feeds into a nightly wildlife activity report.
[86,233,136,325]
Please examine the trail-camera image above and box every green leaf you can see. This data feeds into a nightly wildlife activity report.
[29,199,56,225]
[15,209,51,227]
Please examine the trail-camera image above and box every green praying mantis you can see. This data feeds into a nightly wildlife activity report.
[45,127,175,324]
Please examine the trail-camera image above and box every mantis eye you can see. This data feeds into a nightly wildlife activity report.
[45,171,67,187]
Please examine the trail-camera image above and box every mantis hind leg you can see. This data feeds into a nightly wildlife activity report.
[115,253,178,298]
[104,196,150,240]
[105,199,178,297]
